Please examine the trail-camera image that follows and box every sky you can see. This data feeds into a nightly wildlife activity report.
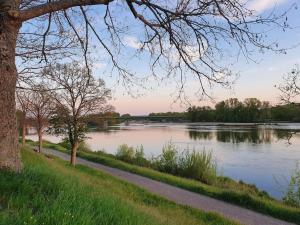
[20,0,300,115]
[99,0,299,115]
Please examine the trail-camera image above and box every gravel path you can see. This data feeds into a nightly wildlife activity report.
[44,148,295,225]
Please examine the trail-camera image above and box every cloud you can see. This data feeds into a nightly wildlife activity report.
[123,35,143,49]
[247,0,289,13]
[94,62,106,69]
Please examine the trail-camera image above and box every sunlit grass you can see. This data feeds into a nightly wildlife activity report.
[0,147,238,225]
[34,140,300,224]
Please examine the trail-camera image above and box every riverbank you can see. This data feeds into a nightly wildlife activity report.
[0,147,238,225]
[31,140,300,224]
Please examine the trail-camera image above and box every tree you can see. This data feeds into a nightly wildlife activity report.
[0,0,293,170]
[279,65,300,104]
[47,63,111,166]
[243,98,262,122]
[277,64,300,124]
[16,89,30,146]
[22,85,53,153]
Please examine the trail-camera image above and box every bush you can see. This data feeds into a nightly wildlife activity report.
[155,141,179,174]
[151,142,217,185]
[116,144,135,163]
[58,138,92,152]
[134,145,150,167]
[116,144,151,167]
[179,149,217,185]
[78,141,92,152]
[284,165,300,207]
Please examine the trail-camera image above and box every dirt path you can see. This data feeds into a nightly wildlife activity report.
[44,149,295,225]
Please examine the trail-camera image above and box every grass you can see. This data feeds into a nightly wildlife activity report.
[0,147,238,225]
[34,140,300,224]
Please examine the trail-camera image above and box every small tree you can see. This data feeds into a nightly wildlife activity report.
[47,63,111,166]
[25,86,53,153]
[279,65,300,104]
[277,65,300,143]
[16,90,30,146]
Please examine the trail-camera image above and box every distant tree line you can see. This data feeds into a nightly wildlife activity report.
[84,97,300,128]
[85,112,121,129]
[187,98,300,123]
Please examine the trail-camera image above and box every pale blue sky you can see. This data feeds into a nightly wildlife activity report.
[19,0,300,115]
[101,0,299,115]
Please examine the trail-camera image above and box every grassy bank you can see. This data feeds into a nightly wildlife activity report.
[0,147,238,225]
[35,140,300,224]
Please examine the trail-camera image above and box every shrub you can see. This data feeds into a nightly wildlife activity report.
[116,144,135,163]
[283,165,300,207]
[134,145,150,167]
[78,141,92,152]
[59,138,92,152]
[179,149,217,185]
[156,141,179,174]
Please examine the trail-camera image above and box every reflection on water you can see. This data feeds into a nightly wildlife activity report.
[27,123,300,199]
[188,127,300,144]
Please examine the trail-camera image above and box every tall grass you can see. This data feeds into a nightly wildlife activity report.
[179,149,217,185]
[115,142,217,185]
[283,164,300,207]
[155,142,179,174]
[151,142,217,185]
[116,144,151,167]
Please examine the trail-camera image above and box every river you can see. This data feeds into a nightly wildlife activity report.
[27,122,300,199]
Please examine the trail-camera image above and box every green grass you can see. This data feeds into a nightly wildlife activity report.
[35,140,300,224]
[0,147,238,225]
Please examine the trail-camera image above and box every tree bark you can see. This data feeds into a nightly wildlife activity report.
[0,15,21,171]
[37,126,43,153]
[70,141,78,166]
[21,111,26,146]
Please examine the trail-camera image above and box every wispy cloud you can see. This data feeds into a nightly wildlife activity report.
[247,0,289,13]
[94,62,106,69]
[123,35,143,49]
[123,35,206,63]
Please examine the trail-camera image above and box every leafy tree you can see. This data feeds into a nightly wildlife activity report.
[47,63,111,166]
[0,0,293,170]
[18,85,54,153]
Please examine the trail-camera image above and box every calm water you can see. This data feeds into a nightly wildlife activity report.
[27,122,300,199]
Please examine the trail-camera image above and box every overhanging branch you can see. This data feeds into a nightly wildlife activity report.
[18,0,112,21]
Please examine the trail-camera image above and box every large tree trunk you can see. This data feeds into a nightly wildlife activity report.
[70,141,79,166]
[0,15,21,171]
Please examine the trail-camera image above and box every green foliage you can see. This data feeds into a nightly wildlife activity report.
[284,165,300,207]
[155,142,179,174]
[85,111,120,129]
[116,144,135,163]
[179,149,217,185]
[134,145,150,167]
[59,138,92,153]
[152,142,217,185]
[0,148,239,225]
[187,98,300,122]
[33,141,300,224]
[115,142,217,185]
[116,144,150,167]
[148,112,187,122]
[76,149,300,224]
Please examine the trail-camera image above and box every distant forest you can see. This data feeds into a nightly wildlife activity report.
[150,98,300,123]
[66,98,300,129]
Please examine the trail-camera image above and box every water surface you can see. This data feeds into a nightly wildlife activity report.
[27,122,300,198]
